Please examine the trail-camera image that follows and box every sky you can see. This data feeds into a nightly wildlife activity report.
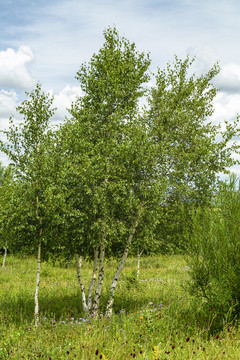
[1,0,240,173]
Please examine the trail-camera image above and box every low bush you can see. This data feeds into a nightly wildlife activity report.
[188,175,240,332]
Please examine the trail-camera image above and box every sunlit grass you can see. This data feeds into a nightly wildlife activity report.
[0,254,240,359]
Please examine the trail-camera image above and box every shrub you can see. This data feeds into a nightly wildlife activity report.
[187,175,240,332]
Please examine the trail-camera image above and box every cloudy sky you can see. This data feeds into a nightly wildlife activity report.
[1,0,240,172]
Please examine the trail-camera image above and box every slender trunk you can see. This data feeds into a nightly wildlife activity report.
[35,170,42,327]
[34,239,41,326]
[87,247,99,310]
[2,247,7,268]
[91,243,105,318]
[105,216,141,317]
[67,257,71,268]
[75,254,88,314]
[137,249,144,279]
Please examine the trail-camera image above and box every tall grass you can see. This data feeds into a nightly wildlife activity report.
[188,175,240,333]
[1,254,240,359]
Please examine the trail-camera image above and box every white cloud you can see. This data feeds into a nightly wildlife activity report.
[0,46,35,90]
[0,89,18,118]
[215,63,240,93]
[0,89,19,165]
[187,46,219,73]
[212,92,240,124]
[0,89,19,135]
[49,85,83,122]
[187,46,240,94]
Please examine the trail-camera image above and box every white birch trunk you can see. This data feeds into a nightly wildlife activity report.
[2,247,7,268]
[34,241,41,327]
[105,216,140,317]
[91,244,105,318]
[87,247,99,310]
[137,249,144,279]
[75,254,88,314]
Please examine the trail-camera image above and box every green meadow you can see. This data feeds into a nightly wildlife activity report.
[1,254,239,360]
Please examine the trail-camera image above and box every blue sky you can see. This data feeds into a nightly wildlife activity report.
[1,0,240,172]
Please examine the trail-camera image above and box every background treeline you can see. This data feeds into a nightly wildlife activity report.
[0,27,240,327]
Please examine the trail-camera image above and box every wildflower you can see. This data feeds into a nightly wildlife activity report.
[140,316,143,320]
[153,346,161,357]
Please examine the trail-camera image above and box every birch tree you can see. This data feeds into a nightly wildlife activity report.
[144,56,240,255]
[58,30,239,318]
[146,56,239,199]
[0,83,55,326]
[131,56,240,273]
[59,26,160,318]
[0,163,13,268]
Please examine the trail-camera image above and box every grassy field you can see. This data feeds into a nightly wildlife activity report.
[0,254,240,359]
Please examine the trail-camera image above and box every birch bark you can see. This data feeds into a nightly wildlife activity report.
[105,212,142,317]
[75,254,88,314]
[91,243,105,318]
[34,238,41,326]
[87,247,99,311]
[2,246,7,268]
[137,249,144,279]
[35,167,42,327]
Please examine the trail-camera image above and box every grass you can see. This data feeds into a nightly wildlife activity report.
[0,254,240,359]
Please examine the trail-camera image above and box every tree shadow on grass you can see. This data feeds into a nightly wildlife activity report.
[0,291,83,326]
[0,287,165,326]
